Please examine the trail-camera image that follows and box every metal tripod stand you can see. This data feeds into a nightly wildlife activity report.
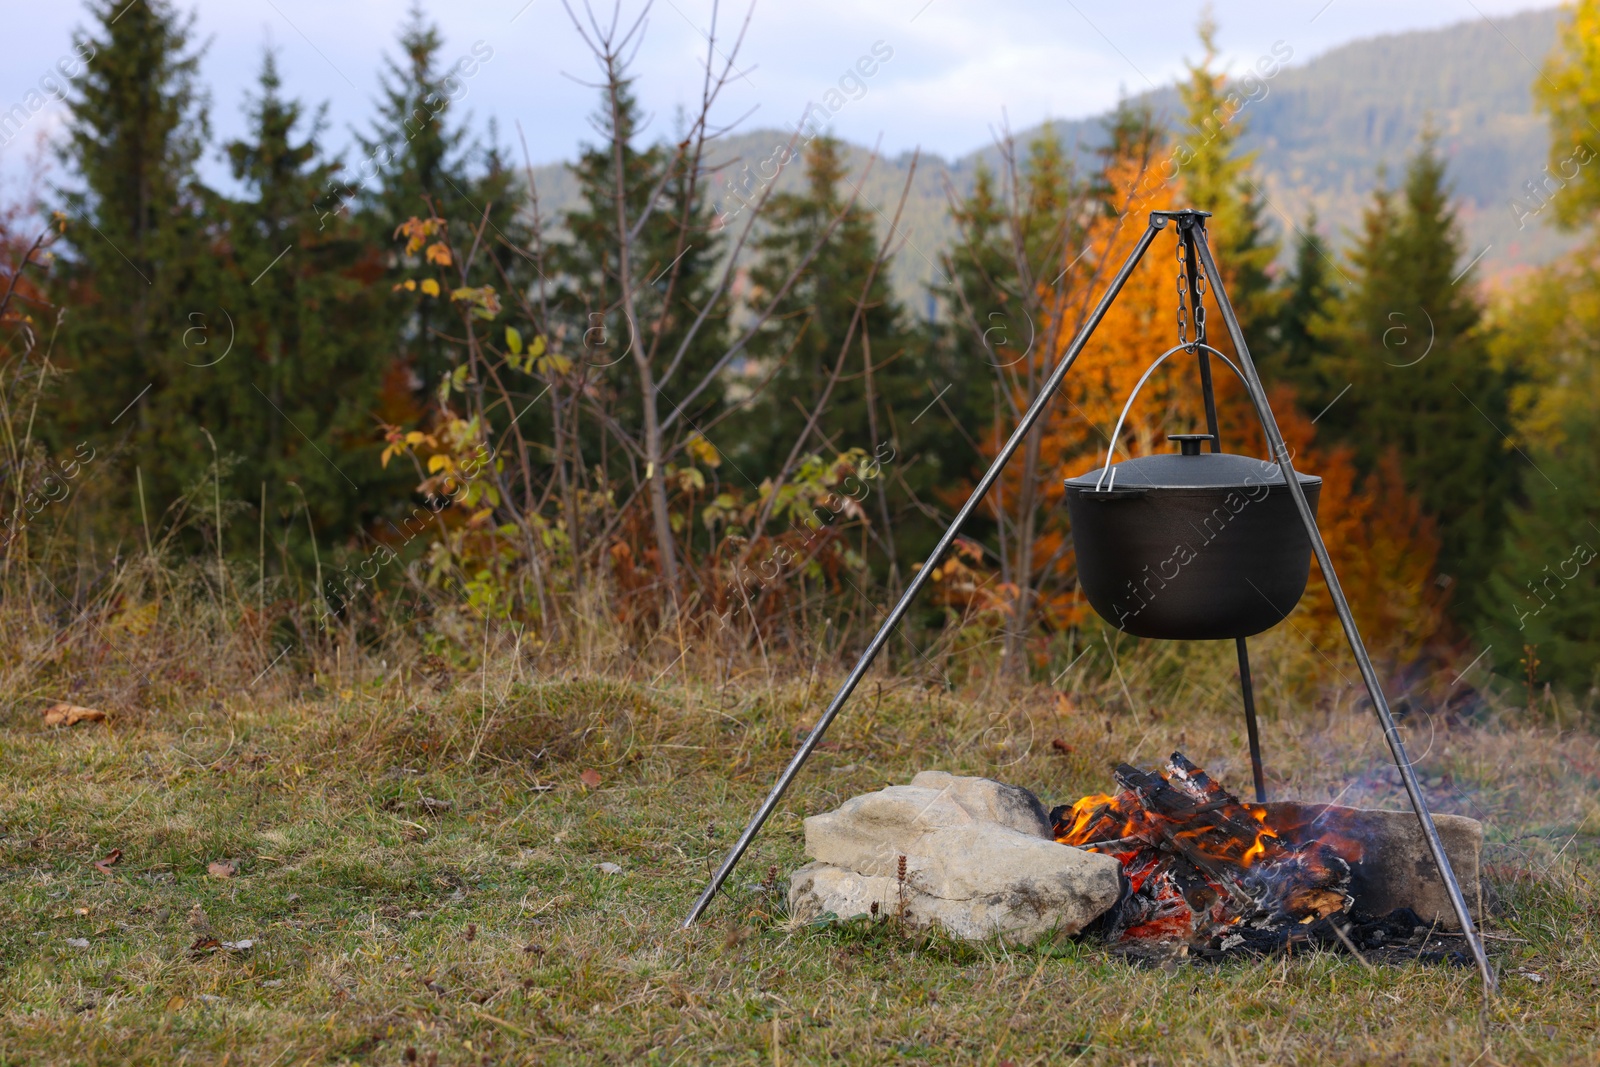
[682,209,1496,994]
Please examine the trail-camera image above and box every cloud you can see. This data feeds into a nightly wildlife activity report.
[0,0,1557,189]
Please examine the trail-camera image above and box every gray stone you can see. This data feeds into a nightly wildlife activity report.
[803,773,1053,879]
[1264,802,1484,929]
[907,771,1054,836]
[789,773,1122,942]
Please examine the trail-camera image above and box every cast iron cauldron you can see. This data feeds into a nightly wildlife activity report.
[1065,434,1322,640]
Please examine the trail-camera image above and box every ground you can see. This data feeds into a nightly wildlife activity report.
[1,651,1597,1065]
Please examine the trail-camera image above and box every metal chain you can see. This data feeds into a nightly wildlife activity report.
[1175,233,1207,350]
[1175,237,1190,348]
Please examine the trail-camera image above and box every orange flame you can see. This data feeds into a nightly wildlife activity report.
[1052,753,1364,943]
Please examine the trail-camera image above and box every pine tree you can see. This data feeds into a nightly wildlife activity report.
[53,0,217,528]
[354,7,520,395]
[215,53,398,557]
[1175,13,1279,337]
[1479,411,1600,692]
[734,137,904,474]
[934,127,1098,648]
[1263,211,1337,393]
[1312,142,1516,591]
[552,77,726,467]
[937,149,1064,441]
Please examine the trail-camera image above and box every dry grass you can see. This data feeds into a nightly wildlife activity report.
[1,607,1598,1065]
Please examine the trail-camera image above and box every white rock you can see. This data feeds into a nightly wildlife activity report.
[596,862,623,875]
[790,772,1121,943]
[802,772,1054,879]
[907,771,1055,834]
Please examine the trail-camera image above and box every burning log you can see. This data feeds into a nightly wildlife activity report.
[1051,752,1361,948]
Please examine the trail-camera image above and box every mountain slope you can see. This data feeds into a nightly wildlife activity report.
[1234,6,1567,272]
[527,7,1570,308]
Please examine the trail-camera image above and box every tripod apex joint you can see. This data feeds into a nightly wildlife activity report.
[1150,208,1213,227]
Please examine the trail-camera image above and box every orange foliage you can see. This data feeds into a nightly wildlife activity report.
[1220,389,1446,663]
[993,151,1214,628]
[1304,449,1446,664]
[964,138,1444,665]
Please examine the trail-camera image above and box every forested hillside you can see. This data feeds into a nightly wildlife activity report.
[529,7,1568,307]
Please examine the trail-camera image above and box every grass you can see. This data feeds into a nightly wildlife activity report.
[1,637,1598,1065]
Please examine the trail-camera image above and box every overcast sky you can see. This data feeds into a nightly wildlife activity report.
[0,0,1558,192]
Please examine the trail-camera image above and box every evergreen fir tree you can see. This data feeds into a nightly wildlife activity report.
[931,132,1088,578]
[53,0,218,528]
[734,137,905,473]
[1263,211,1337,392]
[552,77,726,460]
[1479,410,1600,692]
[217,53,398,556]
[1175,13,1279,337]
[354,7,522,395]
[1472,0,1600,689]
[1312,141,1516,590]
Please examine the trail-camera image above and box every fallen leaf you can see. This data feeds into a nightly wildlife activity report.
[188,936,221,954]
[1520,970,1545,983]
[165,995,186,1011]
[221,939,254,951]
[74,906,90,916]
[43,703,105,728]
[596,862,623,875]
[207,860,236,879]
[64,937,89,948]
[579,769,602,789]
[464,923,476,942]
[92,848,123,874]
[1050,738,1074,756]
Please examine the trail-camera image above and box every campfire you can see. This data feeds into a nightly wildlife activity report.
[789,765,1483,968]
[1052,752,1365,952]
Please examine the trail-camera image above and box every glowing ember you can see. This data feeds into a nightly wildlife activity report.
[1051,752,1363,946]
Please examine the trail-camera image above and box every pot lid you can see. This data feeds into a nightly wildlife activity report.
[1064,434,1322,491]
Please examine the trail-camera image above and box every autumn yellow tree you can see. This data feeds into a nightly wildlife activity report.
[942,94,1445,677]
[937,102,1214,668]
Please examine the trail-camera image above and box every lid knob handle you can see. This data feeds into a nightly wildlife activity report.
[1168,433,1215,457]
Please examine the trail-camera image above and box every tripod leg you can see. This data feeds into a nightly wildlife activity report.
[681,218,1171,928]
[1191,233,1497,994]
[1184,218,1265,803]
[1237,637,1266,803]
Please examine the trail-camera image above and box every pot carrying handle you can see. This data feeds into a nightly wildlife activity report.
[1092,342,1251,491]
